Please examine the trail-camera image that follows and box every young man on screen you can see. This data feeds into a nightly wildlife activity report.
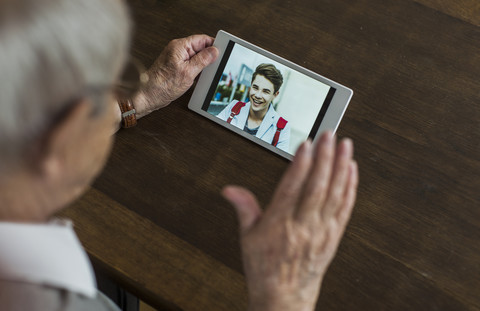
[218,63,292,153]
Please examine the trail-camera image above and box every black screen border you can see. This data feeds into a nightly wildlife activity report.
[308,87,336,139]
[201,40,337,142]
[201,41,235,111]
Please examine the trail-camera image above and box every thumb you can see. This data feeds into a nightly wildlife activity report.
[222,185,262,234]
[189,46,219,76]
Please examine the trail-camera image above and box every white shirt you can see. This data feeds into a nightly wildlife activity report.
[0,219,97,298]
[217,100,292,153]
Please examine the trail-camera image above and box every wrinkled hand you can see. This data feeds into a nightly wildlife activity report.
[222,132,358,311]
[134,34,219,118]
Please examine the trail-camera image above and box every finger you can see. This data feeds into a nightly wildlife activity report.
[184,34,216,57]
[267,139,313,218]
[295,131,335,222]
[190,34,215,51]
[322,138,354,219]
[336,160,358,225]
[187,46,219,77]
[222,185,262,234]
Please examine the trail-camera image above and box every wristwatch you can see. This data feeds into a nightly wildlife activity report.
[118,98,137,128]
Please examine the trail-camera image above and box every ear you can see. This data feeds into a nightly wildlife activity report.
[274,91,279,98]
[36,99,94,181]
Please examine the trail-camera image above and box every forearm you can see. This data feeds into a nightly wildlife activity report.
[113,83,170,132]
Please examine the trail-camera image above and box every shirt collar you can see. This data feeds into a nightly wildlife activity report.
[256,104,276,138]
[0,219,97,298]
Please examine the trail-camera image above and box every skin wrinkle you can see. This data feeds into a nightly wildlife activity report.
[281,223,323,303]
[184,44,196,58]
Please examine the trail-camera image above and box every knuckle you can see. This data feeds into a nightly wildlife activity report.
[169,38,181,46]
[283,183,300,198]
[329,187,344,203]
[306,180,328,200]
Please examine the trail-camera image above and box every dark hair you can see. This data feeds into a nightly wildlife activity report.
[252,63,283,93]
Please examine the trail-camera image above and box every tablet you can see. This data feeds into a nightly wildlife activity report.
[188,30,353,160]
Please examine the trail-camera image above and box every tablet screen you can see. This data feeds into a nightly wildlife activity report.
[200,40,336,155]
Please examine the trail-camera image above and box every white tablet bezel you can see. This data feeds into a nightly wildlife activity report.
[188,30,353,160]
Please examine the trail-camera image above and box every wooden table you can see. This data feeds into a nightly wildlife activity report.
[59,0,480,310]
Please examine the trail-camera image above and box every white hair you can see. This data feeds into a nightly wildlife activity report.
[0,0,131,172]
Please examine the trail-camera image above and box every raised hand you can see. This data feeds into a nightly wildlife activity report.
[223,131,358,311]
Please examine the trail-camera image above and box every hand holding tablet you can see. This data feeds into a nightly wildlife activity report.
[188,30,353,160]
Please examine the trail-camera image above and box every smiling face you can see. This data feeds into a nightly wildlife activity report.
[249,74,279,114]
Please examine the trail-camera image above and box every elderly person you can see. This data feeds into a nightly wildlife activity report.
[0,0,358,310]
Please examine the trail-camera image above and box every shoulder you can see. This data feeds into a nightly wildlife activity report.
[0,281,120,311]
[231,100,250,113]
[269,106,288,124]
[224,100,241,111]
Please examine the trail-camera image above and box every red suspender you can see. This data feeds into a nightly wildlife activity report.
[272,117,288,147]
[226,101,246,123]
[227,101,287,147]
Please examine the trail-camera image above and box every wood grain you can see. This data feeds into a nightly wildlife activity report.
[63,0,480,310]
[59,188,247,310]
[413,0,480,26]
